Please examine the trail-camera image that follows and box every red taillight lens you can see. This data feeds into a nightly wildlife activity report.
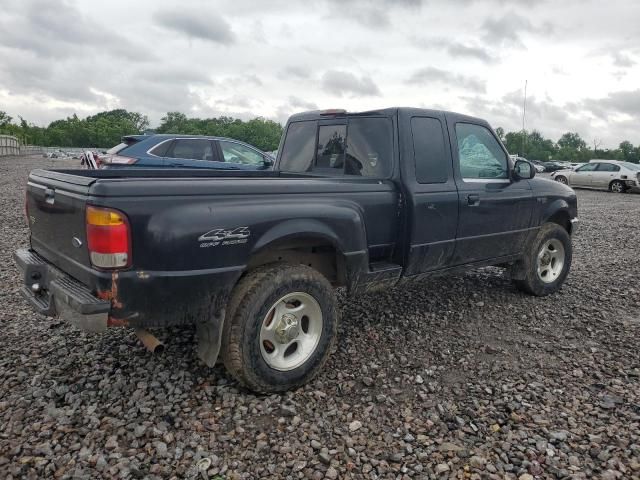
[86,206,131,269]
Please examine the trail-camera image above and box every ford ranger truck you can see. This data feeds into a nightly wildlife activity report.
[14,108,579,393]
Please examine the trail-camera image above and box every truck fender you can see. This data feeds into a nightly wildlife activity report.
[540,198,571,231]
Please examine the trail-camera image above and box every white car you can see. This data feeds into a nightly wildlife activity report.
[551,160,640,193]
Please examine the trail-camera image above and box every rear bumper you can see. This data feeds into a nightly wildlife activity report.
[13,248,110,332]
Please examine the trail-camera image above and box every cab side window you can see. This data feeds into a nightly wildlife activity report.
[455,123,508,180]
[411,117,448,184]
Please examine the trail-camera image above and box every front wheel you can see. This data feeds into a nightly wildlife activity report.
[555,175,568,185]
[221,263,338,393]
[610,180,626,193]
[512,223,572,296]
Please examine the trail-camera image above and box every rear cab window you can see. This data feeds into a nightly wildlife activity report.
[279,117,393,178]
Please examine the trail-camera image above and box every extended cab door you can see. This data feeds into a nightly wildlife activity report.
[447,118,534,265]
[400,113,459,274]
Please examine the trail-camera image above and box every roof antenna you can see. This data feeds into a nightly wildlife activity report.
[521,79,527,157]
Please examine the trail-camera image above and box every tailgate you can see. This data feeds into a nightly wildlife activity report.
[26,170,95,282]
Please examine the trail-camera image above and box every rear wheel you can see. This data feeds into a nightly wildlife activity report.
[221,263,338,393]
[555,175,568,185]
[610,180,626,193]
[513,223,572,296]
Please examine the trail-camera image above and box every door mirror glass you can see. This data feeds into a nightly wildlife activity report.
[514,159,535,179]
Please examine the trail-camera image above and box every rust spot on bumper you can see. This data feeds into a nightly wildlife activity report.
[107,316,130,327]
[97,271,123,309]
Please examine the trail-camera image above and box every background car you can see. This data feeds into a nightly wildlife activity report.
[551,160,640,193]
[543,161,566,172]
[101,134,274,170]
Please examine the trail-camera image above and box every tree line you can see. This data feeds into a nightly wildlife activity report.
[0,109,283,152]
[496,128,639,163]
[0,108,638,162]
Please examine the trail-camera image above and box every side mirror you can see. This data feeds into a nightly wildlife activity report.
[514,159,535,180]
[263,155,274,168]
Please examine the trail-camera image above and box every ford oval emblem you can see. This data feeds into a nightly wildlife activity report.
[72,237,83,248]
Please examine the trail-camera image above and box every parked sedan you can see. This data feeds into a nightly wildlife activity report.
[551,160,640,193]
[102,134,274,170]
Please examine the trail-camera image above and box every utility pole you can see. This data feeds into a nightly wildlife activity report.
[521,80,527,157]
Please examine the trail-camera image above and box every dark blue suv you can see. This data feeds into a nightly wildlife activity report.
[102,134,274,170]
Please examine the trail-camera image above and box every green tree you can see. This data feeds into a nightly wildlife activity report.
[557,132,587,151]
[156,113,283,151]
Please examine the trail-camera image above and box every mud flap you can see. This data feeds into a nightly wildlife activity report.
[196,309,225,367]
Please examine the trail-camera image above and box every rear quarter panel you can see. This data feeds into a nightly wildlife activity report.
[88,176,395,326]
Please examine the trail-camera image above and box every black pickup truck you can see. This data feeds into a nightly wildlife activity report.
[15,107,578,392]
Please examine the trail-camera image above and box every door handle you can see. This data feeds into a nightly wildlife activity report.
[467,194,480,206]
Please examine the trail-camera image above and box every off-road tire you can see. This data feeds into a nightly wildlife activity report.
[512,223,572,296]
[221,263,338,393]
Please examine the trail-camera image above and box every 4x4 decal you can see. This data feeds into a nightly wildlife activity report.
[198,226,250,248]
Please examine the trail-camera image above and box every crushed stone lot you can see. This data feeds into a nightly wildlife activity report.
[0,156,639,480]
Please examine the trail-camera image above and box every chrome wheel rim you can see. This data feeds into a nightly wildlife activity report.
[557,177,567,184]
[259,292,323,371]
[611,182,623,193]
[537,238,565,284]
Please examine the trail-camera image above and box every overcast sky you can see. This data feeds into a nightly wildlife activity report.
[1,0,639,147]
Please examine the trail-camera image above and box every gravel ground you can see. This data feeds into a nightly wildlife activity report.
[1,156,639,480]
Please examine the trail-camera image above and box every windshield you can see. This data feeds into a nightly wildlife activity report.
[621,162,640,171]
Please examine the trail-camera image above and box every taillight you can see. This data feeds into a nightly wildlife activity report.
[104,155,137,165]
[86,206,131,269]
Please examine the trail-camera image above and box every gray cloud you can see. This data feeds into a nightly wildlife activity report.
[612,51,636,68]
[407,67,486,93]
[482,12,552,47]
[447,43,497,63]
[278,65,311,80]
[0,0,149,61]
[581,90,640,118]
[413,36,498,63]
[321,71,381,97]
[153,9,235,44]
[287,96,318,111]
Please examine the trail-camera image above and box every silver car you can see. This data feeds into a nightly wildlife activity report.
[551,160,640,193]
